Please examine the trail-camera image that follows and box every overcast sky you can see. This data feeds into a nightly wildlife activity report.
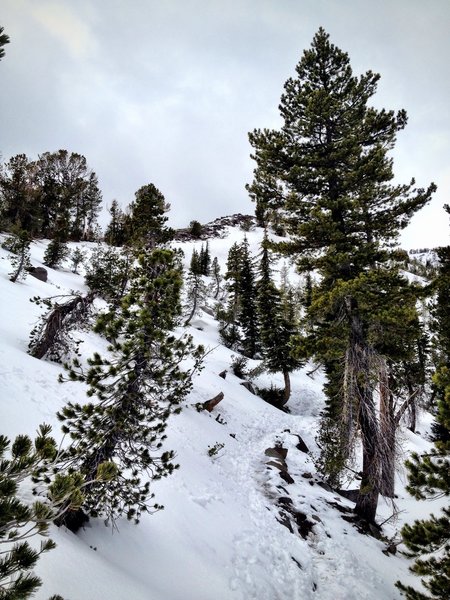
[1,0,449,248]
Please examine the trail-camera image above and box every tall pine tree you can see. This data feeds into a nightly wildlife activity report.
[247,28,435,522]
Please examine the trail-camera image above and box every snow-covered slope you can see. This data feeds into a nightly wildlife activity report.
[0,227,439,600]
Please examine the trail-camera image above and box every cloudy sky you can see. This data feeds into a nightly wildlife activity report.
[1,0,449,248]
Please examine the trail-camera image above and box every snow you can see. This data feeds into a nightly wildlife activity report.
[0,228,440,599]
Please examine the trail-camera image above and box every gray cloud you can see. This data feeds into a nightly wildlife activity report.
[1,0,449,247]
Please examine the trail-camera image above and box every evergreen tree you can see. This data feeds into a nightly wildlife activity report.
[396,208,450,599]
[0,26,10,61]
[184,249,207,326]
[57,246,203,530]
[0,154,38,234]
[84,245,132,305]
[257,236,301,404]
[34,150,102,240]
[218,242,243,349]
[247,28,435,522]
[219,239,259,356]
[104,199,127,246]
[199,242,211,275]
[0,425,82,600]
[211,256,222,300]
[189,248,202,275]
[189,219,203,239]
[43,236,70,270]
[236,237,259,358]
[128,184,174,247]
[4,229,32,283]
[396,383,450,599]
[70,247,85,274]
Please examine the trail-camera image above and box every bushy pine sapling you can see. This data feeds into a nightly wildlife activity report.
[70,247,85,274]
[0,424,84,600]
[84,245,132,305]
[43,238,69,270]
[57,246,204,530]
[396,384,450,599]
[188,220,203,239]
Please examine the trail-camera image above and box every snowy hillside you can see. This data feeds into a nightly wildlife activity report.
[0,225,440,600]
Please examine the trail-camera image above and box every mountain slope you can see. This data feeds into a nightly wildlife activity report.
[0,225,440,599]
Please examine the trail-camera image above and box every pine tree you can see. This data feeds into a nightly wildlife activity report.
[184,249,207,326]
[84,245,132,305]
[0,154,38,234]
[34,150,102,240]
[396,384,450,599]
[247,28,435,522]
[0,425,82,600]
[5,229,32,283]
[219,242,243,349]
[257,235,301,404]
[188,219,203,239]
[211,256,222,300]
[70,247,85,274]
[43,237,70,270]
[396,208,450,599]
[104,199,127,246]
[236,237,259,358]
[199,242,211,275]
[57,246,203,530]
[0,26,10,61]
[128,183,174,247]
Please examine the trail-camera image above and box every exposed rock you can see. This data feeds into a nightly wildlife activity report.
[337,488,360,503]
[294,434,309,454]
[266,460,285,471]
[279,470,295,484]
[174,214,256,242]
[200,305,215,316]
[277,498,316,539]
[218,369,227,379]
[265,446,288,460]
[27,266,48,282]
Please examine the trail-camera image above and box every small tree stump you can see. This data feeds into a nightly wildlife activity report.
[203,391,224,412]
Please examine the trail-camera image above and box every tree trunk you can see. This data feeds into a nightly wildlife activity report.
[9,249,25,283]
[184,281,198,326]
[282,370,291,404]
[344,297,380,523]
[29,293,95,359]
[355,384,380,522]
[379,359,396,498]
